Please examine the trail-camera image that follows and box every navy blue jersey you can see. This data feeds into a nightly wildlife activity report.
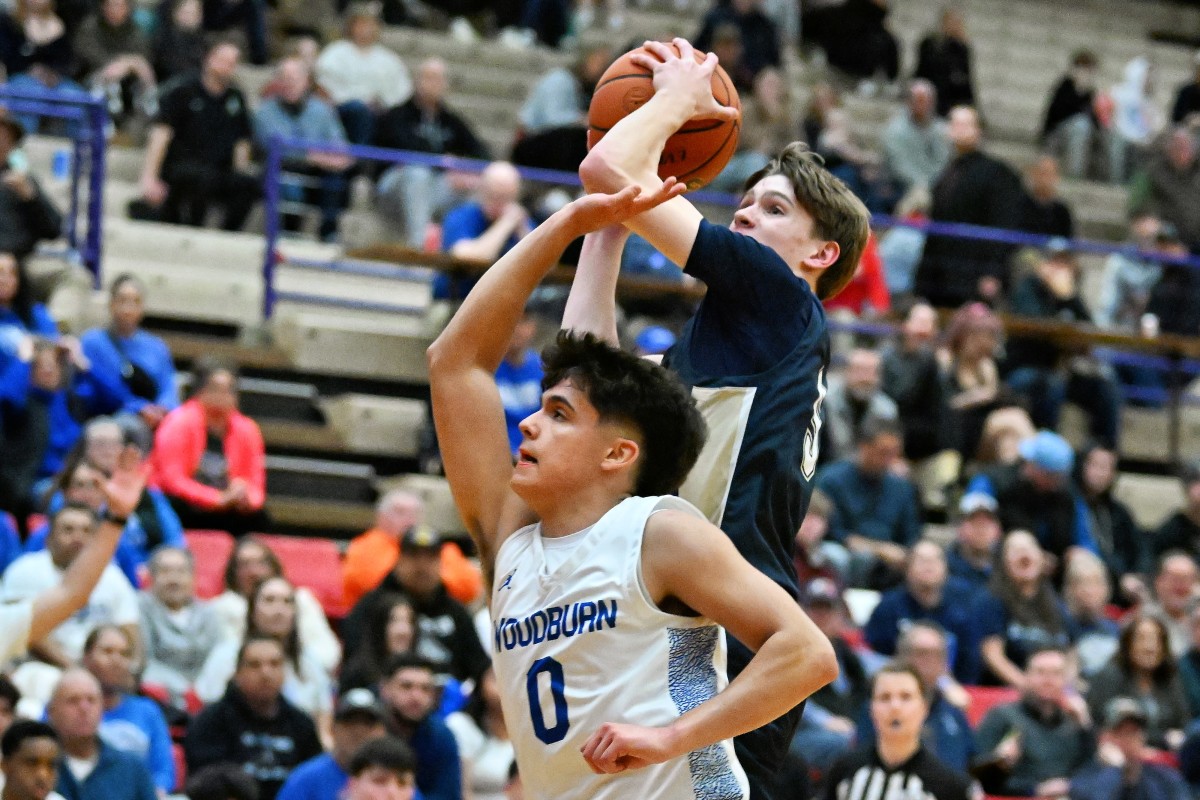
[665,219,829,600]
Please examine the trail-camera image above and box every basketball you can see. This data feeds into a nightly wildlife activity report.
[587,42,741,191]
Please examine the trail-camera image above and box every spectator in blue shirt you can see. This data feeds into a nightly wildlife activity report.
[865,540,980,683]
[277,688,395,800]
[47,669,158,800]
[80,625,176,794]
[253,58,354,242]
[495,312,543,457]
[436,162,531,300]
[378,654,460,800]
[80,275,179,434]
[1070,697,1190,800]
[0,254,56,370]
[945,492,1001,591]
[816,416,922,590]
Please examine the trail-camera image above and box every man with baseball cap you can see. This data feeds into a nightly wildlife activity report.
[1069,697,1190,800]
[276,688,387,800]
[0,109,63,260]
[946,491,1001,590]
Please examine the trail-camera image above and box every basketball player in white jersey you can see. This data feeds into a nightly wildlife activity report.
[427,181,837,800]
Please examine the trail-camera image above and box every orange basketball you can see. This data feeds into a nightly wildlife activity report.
[587,42,741,191]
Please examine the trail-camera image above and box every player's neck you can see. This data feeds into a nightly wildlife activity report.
[536,487,628,539]
[876,736,920,768]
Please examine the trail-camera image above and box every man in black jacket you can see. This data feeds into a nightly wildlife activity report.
[341,527,489,688]
[374,56,490,249]
[914,106,1024,309]
[0,111,63,258]
[184,637,322,800]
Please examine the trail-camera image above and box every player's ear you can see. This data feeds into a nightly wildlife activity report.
[600,437,640,475]
[801,239,840,271]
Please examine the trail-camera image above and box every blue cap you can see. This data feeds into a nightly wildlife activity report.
[1018,430,1074,474]
[634,326,676,355]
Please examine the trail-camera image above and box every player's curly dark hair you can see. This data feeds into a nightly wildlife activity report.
[541,331,706,497]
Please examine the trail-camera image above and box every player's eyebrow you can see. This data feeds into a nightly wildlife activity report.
[761,191,795,207]
[544,392,576,413]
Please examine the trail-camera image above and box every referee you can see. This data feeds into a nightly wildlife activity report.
[822,663,980,800]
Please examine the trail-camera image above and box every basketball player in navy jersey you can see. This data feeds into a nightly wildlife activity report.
[427,182,837,799]
[575,38,872,798]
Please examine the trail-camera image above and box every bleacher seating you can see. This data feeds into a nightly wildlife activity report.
[255,534,349,619]
[182,529,235,599]
[964,685,1021,728]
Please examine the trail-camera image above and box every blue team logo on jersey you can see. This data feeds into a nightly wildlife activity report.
[499,568,517,591]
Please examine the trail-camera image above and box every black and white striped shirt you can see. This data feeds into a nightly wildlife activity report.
[823,746,979,800]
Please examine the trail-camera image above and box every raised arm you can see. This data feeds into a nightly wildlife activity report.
[579,38,738,267]
[582,510,837,772]
[560,225,629,346]
[427,182,684,583]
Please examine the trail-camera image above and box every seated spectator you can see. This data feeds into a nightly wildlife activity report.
[968,407,1037,482]
[0,0,85,136]
[210,537,341,675]
[710,66,793,193]
[1088,615,1190,751]
[1145,551,1198,658]
[1153,464,1200,562]
[974,647,1094,797]
[693,0,780,82]
[821,347,899,465]
[184,636,323,800]
[973,531,1076,687]
[1007,242,1122,445]
[1,338,125,519]
[444,669,513,800]
[196,576,335,738]
[703,22,753,93]
[377,654,460,800]
[970,431,1090,568]
[1064,550,1121,677]
[343,491,480,610]
[80,626,174,794]
[882,80,950,194]
[72,0,154,132]
[1041,50,1104,180]
[801,0,898,85]
[786,579,868,774]
[152,357,268,536]
[138,41,258,231]
[915,106,1023,309]
[1096,213,1168,332]
[793,491,847,591]
[816,418,920,590]
[1132,126,1200,251]
[1172,51,1200,127]
[1141,226,1197,338]
[1,504,139,668]
[342,737,416,800]
[1178,601,1200,715]
[881,301,950,465]
[149,0,204,82]
[1110,57,1165,184]
[914,7,976,116]
[275,688,387,800]
[945,492,1000,591]
[804,87,888,213]
[80,275,178,434]
[880,191,930,296]
[338,593,416,695]
[1019,155,1075,238]
[253,57,353,242]
[343,528,489,689]
[1,720,66,800]
[1070,697,1191,800]
[512,44,609,174]
[314,3,410,145]
[373,56,489,250]
[434,161,531,300]
[47,670,156,800]
[893,622,974,772]
[181,765,258,800]
[0,118,64,260]
[138,546,221,706]
[1077,443,1147,603]
[865,540,978,682]
[0,254,56,371]
[822,235,890,316]
[31,436,185,587]
[197,0,265,64]
[823,663,975,800]
[941,302,1010,459]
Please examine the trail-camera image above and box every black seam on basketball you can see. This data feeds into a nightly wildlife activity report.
[594,72,653,90]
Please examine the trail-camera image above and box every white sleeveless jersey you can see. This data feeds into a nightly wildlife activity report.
[490,495,749,800]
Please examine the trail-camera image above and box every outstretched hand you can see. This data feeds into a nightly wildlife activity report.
[580,722,681,775]
[629,38,741,124]
[568,180,686,236]
[102,446,148,520]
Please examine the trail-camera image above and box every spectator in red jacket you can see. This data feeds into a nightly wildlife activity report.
[823,233,891,317]
[152,357,267,536]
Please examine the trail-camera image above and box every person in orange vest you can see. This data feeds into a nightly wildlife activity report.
[342,490,481,608]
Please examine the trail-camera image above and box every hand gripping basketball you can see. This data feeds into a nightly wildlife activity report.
[630,38,741,124]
